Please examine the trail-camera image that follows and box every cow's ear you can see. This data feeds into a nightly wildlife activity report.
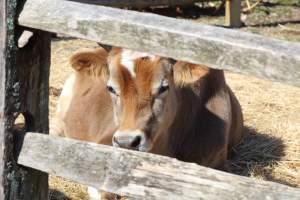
[173,61,209,86]
[70,48,109,80]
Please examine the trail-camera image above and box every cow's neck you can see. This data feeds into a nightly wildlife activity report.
[150,128,173,156]
[168,69,226,160]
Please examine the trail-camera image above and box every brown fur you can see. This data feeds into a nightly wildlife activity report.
[51,47,243,169]
[50,48,115,145]
[169,66,239,168]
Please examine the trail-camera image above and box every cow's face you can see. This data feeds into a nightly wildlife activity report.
[105,48,178,152]
[70,47,209,152]
[71,47,209,152]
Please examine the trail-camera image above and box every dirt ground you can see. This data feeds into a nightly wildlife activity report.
[48,1,300,199]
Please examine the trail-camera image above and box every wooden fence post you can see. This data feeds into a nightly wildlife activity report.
[0,0,51,199]
[225,0,242,27]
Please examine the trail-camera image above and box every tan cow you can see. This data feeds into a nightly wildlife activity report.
[50,46,243,199]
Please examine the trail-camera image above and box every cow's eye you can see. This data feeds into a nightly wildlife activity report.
[106,85,117,95]
[158,85,169,94]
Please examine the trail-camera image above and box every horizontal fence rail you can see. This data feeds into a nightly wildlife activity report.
[18,0,300,86]
[18,133,300,200]
[72,0,202,9]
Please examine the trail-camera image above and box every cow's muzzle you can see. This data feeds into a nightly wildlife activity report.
[112,130,151,152]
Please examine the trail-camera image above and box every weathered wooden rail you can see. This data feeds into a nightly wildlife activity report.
[18,132,300,200]
[19,0,300,86]
[0,0,300,199]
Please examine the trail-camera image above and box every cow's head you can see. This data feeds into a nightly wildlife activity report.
[70,47,207,152]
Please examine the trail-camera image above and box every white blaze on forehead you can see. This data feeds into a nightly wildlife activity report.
[120,49,156,77]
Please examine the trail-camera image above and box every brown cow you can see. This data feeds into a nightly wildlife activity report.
[50,47,243,199]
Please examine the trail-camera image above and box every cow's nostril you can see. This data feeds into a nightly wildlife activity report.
[131,135,142,148]
[112,136,119,146]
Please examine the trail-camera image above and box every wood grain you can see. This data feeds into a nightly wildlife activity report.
[18,132,300,200]
[19,0,300,86]
[225,0,242,27]
[0,0,6,197]
[0,0,51,198]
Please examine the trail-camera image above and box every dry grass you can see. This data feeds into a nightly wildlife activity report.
[226,73,300,187]
[48,2,300,199]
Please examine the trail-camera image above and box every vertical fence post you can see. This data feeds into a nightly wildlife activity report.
[225,0,242,27]
[0,0,51,199]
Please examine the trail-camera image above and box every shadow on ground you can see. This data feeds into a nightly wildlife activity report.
[143,4,225,19]
[262,1,300,7]
[246,19,300,27]
[48,189,71,200]
[228,126,295,186]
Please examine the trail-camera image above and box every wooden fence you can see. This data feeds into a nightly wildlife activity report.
[0,0,300,199]
[18,133,300,200]
[19,0,300,86]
